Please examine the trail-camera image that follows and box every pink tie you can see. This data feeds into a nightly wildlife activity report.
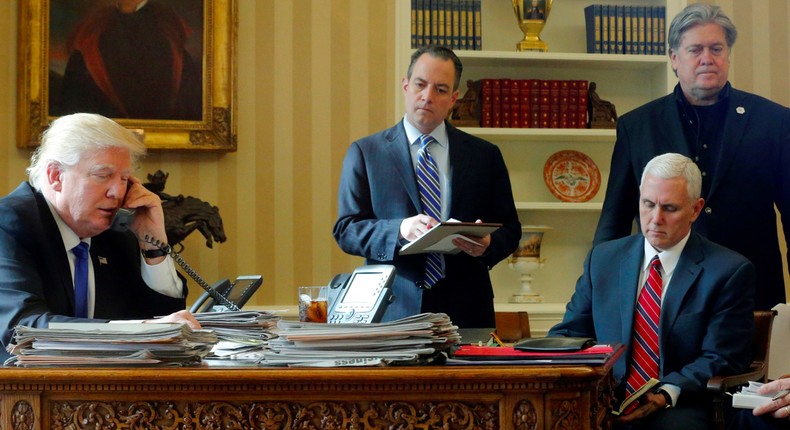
[625,255,662,395]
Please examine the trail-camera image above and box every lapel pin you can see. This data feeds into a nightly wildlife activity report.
[98,256,108,265]
[736,106,745,114]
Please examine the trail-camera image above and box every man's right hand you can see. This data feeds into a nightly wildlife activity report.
[616,392,668,424]
[399,214,440,241]
[144,309,201,330]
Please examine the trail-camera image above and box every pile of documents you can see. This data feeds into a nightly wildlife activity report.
[5,322,218,367]
[194,310,280,361]
[261,313,459,367]
[732,381,789,409]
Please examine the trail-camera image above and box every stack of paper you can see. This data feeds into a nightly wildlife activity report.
[194,310,280,361]
[261,313,459,367]
[4,323,218,367]
[732,381,784,409]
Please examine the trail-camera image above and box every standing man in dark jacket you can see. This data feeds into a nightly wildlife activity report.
[333,45,521,328]
[594,3,790,310]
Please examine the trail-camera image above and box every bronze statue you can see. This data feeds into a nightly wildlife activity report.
[450,79,481,126]
[588,82,618,129]
[143,170,226,251]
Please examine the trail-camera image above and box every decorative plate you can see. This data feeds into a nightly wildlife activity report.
[543,150,601,202]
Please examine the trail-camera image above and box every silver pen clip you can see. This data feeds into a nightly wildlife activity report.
[772,389,790,401]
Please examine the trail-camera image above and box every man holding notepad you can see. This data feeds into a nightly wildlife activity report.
[333,45,520,328]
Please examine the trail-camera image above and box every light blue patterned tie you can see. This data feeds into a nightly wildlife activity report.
[72,242,90,318]
[416,134,444,288]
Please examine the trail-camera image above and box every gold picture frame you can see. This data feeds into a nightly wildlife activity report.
[16,0,237,152]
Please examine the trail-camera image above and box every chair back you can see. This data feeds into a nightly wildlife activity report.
[751,310,777,381]
[707,310,778,430]
[495,311,531,343]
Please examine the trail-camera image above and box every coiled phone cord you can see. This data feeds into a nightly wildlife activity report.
[143,235,240,311]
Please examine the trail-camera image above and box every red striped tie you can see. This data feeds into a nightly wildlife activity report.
[625,255,662,395]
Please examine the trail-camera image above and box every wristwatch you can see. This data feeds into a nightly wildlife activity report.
[653,387,673,409]
[142,248,168,259]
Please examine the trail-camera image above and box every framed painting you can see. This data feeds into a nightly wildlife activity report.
[17,0,237,152]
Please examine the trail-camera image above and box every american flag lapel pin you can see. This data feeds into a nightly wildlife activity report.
[98,256,108,265]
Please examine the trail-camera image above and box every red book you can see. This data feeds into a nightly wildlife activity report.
[569,80,580,128]
[569,110,578,128]
[500,79,512,128]
[452,343,624,366]
[578,80,589,128]
[528,79,541,128]
[559,80,571,128]
[539,80,550,128]
[549,80,561,128]
[480,79,494,127]
[510,79,521,128]
[492,79,502,128]
[519,80,531,128]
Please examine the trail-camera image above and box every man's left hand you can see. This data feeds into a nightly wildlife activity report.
[616,392,668,424]
[452,219,491,257]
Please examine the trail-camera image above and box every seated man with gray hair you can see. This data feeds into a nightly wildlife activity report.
[550,153,755,429]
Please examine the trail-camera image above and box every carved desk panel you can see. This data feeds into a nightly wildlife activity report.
[0,364,615,430]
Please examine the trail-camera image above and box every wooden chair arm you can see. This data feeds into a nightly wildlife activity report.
[707,364,766,393]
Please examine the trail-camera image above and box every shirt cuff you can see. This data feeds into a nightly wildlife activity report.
[141,255,183,298]
[659,383,680,407]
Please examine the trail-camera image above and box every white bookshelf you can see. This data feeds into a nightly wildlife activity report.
[395,0,686,328]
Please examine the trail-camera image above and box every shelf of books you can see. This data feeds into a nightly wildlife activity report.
[394,0,685,311]
[455,50,668,69]
[459,127,615,143]
[583,4,667,55]
[515,202,603,212]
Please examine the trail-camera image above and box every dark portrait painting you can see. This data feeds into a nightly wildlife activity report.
[48,0,205,121]
[524,0,546,20]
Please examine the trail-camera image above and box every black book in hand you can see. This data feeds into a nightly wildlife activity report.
[612,378,661,416]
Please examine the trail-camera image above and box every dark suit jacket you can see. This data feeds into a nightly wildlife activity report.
[333,121,521,327]
[0,182,187,357]
[549,233,755,396]
[594,83,790,310]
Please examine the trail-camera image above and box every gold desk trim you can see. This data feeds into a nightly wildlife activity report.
[0,365,614,429]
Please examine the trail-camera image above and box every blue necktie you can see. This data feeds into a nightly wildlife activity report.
[72,242,90,318]
[416,134,444,288]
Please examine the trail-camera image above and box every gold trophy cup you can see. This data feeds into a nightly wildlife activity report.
[511,0,554,52]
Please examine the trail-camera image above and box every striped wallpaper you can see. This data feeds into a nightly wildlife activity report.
[0,1,787,308]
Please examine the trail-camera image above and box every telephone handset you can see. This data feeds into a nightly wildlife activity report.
[110,208,136,232]
[327,264,396,324]
[110,180,137,232]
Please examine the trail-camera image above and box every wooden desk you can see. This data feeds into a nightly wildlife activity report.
[0,364,615,429]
